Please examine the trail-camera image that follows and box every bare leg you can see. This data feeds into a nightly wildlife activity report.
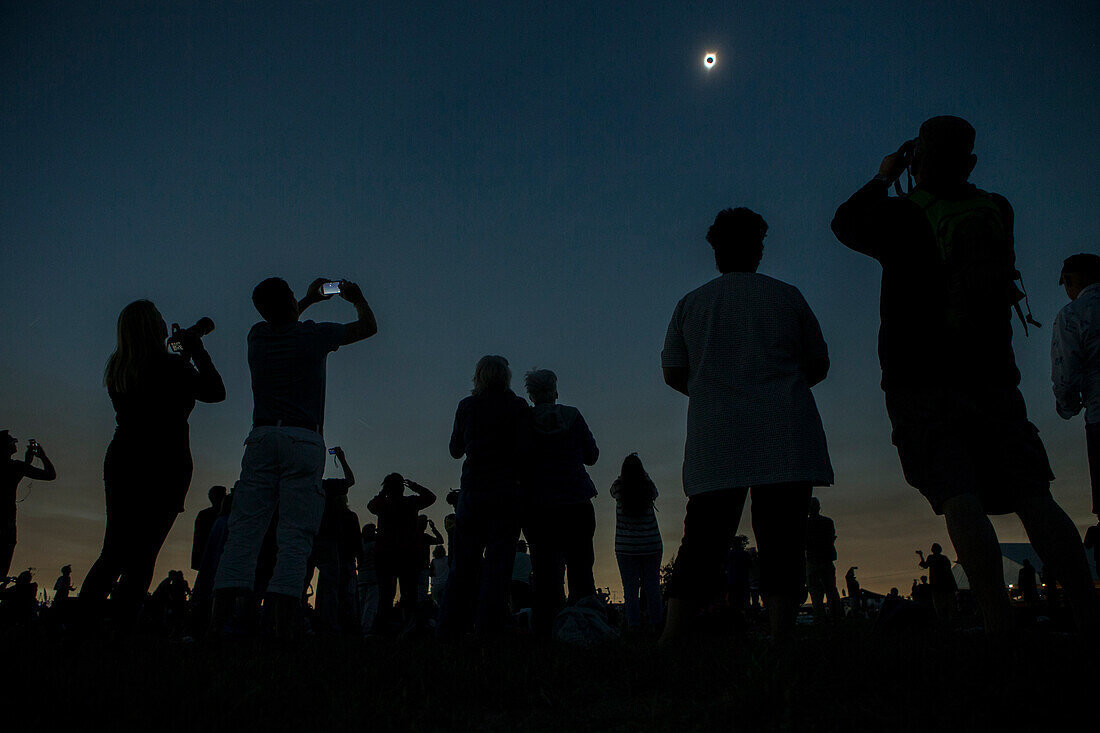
[1016,495,1098,634]
[942,493,1013,633]
[658,597,697,650]
[766,595,798,638]
[826,583,843,622]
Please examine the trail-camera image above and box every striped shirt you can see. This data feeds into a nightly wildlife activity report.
[610,478,663,557]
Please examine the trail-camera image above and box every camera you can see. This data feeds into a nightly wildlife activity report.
[321,282,341,296]
[167,317,215,354]
[899,138,918,164]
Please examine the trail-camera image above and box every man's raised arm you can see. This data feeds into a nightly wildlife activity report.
[337,281,378,345]
[23,444,56,481]
[831,145,916,259]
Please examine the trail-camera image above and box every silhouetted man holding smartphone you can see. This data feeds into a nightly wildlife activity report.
[2,431,57,578]
[213,278,377,638]
[832,116,1096,634]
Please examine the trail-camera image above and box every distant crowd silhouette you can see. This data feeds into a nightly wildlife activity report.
[3,115,1099,644]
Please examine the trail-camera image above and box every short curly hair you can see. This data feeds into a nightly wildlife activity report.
[524,369,558,404]
[706,207,768,272]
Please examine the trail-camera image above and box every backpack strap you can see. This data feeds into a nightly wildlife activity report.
[907,188,1039,335]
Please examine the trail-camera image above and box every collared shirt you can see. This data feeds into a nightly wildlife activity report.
[662,272,834,495]
[1052,282,1100,423]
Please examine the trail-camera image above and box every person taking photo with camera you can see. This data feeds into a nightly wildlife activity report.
[80,299,225,626]
[830,116,1097,634]
[213,278,377,639]
[1,430,57,578]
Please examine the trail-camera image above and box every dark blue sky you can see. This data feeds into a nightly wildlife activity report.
[3,2,1098,594]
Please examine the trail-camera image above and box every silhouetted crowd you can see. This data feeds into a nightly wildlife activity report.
[3,115,1100,645]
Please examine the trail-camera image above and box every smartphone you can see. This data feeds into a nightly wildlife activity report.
[328,447,338,455]
[321,282,341,296]
[167,323,183,353]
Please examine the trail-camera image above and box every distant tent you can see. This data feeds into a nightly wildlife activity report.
[951,562,966,589]
[951,542,1100,590]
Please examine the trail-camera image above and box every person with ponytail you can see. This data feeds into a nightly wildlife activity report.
[80,300,225,624]
[610,453,663,630]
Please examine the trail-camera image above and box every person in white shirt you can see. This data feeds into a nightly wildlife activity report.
[1052,253,1100,520]
[659,207,833,646]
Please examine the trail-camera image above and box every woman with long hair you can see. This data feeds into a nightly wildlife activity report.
[80,300,225,624]
[610,453,663,630]
[437,355,529,637]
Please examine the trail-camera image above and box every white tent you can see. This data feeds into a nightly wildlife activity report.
[951,542,1100,589]
[951,542,1058,590]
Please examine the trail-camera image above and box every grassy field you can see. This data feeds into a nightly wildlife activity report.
[0,622,1093,731]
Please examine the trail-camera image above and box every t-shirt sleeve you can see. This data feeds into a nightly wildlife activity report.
[311,322,346,354]
[661,299,689,369]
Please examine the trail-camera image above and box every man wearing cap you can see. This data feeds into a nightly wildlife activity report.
[1053,253,1100,521]
[831,116,1096,633]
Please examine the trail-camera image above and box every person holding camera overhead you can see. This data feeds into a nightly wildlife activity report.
[831,116,1097,633]
[80,300,225,625]
[1,430,57,579]
[213,278,377,639]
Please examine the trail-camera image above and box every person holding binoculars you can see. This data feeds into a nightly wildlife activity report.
[80,299,226,625]
[1,430,57,578]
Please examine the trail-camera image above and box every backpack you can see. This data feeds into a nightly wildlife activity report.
[908,189,1040,335]
[552,595,621,646]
